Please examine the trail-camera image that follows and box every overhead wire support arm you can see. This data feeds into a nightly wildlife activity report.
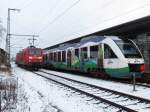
[9,34,39,47]
[9,34,39,37]
[28,35,38,47]
[38,0,81,34]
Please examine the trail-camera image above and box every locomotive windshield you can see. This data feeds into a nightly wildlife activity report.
[114,39,142,58]
[29,49,41,55]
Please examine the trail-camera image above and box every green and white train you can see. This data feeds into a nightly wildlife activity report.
[43,35,145,79]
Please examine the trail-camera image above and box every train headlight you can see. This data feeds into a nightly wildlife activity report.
[38,57,42,59]
[29,57,33,59]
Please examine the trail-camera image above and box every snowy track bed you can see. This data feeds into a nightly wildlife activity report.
[14,65,113,112]
[41,69,150,100]
[34,70,150,112]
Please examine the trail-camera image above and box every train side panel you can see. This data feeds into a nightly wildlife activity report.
[43,36,145,79]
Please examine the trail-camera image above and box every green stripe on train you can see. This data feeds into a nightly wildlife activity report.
[105,67,129,77]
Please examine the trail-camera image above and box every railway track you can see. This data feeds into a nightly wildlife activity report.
[33,70,150,112]
[106,78,150,89]
[43,69,150,89]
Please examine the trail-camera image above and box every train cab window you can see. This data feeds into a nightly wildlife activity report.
[104,44,117,59]
[62,51,66,62]
[75,49,79,57]
[90,45,98,59]
[29,49,41,55]
[114,39,142,58]
[58,52,61,62]
[81,47,88,59]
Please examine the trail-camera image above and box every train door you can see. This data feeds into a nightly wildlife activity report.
[97,43,104,72]
[67,50,72,67]
[80,47,88,71]
[103,44,119,77]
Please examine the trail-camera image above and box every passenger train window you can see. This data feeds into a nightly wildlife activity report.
[50,53,53,60]
[49,53,51,60]
[75,49,79,57]
[62,51,66,62]
[104,44,117,59]
[58,52,61,62]
[81,47,88,59]
[54,52,57,62]
[90,45,98,59]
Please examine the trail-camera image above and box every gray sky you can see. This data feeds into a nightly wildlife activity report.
[0,0,150,56]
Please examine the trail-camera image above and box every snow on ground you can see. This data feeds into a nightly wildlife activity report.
[11,62,150,112]
[13,64,113,112]
[41,69,150,100]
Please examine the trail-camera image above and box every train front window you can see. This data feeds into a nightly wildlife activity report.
[114,40,142,58]
[29,49,41,55]
[104,44,117,59]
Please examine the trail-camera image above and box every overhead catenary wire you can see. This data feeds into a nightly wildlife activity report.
[36,0,62,29]
[14,0,63,36]
[17,0,35,10]
[38,0,81,34]
[10,19,34,33]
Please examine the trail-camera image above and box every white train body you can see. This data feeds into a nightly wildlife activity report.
[43,35,145,78]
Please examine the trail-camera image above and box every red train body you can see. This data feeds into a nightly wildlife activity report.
[15,46,43,68]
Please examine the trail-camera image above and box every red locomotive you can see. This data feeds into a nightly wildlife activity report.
[15,46,43,68]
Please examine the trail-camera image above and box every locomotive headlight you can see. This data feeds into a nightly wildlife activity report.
[38,57,42,59]
[29,57,33,59]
